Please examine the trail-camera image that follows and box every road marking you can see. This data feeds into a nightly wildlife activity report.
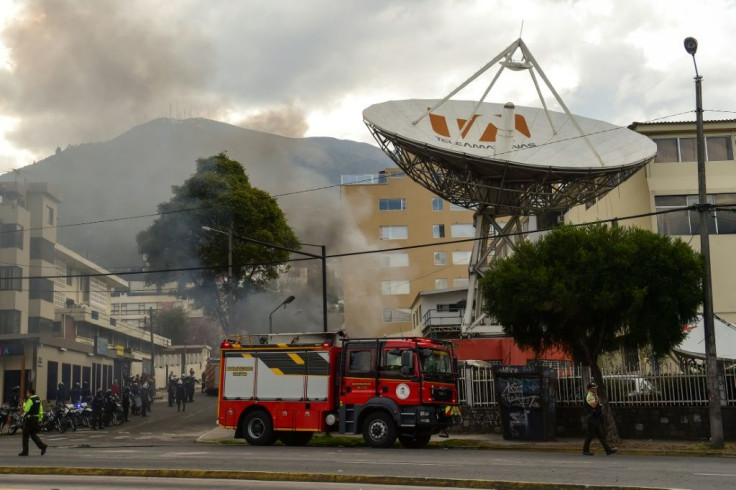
[694,473,736,477]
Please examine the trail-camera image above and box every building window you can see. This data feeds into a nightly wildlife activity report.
[0,224,23,249]
[655,193,736,235]
[431,198,444,211]
[0,266,22,291]
[435,278,448,290]
[452,251,471,265]
[383,308,411,322]
[451,224,474,237]
[30,278,54,302]
[437,303,461,313]
[380,252,409,268]
[380,225,408,240]
[450,203,466,211]
[453,278,469,288]
[381,280,410,295]
[0,310,21,334]
[653,136,734,163]
[30,237,54,261]
[434,251,446,265]
[378,198,407,211]
[432,224,445,238]
[46,205,55,225]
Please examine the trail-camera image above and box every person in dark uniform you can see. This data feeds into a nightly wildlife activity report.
[91,389,105,430]
[8,386,20,411]
[70,382,81,405]
[56,382,68,407]
[19,387,47,456]
[80,382,92,404]
[140,382,149,417]
[121,385,131,422]
[103,390,115,427]
[175,378,187,412]
[582,382,617,456]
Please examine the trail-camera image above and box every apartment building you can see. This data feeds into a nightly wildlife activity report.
[565,119,736,324]
[0,182,170,404]
[111,281,211,378]
[340,168,475,337]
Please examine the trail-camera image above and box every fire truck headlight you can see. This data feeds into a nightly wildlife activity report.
[325,413,337,426]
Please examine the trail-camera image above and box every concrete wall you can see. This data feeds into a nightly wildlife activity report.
[454,405,736,441]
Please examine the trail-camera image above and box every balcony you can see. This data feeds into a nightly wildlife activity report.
[421,308,464,339]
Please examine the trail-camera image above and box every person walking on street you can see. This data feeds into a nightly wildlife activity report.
[19,387,47,456]
[583,382,617,456]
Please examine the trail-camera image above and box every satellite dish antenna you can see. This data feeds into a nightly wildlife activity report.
[363,38,655,336]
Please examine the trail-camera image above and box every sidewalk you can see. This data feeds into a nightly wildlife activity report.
[197,426,736,457]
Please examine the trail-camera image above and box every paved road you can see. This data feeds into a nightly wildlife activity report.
[1,393,734,489]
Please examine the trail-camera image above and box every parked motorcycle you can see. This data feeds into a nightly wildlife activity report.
[69,402,92,429]
[7,410,25,435]
[40,405,65,432]
[0,404,8,433]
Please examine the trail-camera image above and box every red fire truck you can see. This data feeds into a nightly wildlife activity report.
[217,331,458,448]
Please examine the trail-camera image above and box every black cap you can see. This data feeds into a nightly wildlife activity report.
[587,382,598,389]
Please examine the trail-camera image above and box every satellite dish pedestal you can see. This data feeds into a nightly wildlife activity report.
[364,38,656,337]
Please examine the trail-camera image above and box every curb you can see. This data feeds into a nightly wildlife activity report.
[0,466,671,490]
[196,428,736,458]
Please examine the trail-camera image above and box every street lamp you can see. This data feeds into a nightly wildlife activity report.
[269,295,295,334]
[684,36,724,449]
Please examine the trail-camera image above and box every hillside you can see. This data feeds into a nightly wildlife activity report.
[1,118,394,271]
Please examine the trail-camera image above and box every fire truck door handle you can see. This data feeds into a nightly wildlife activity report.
[381,386,388,393]
[345,387,352,393]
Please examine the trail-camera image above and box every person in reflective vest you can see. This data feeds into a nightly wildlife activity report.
[582,382,617,456]
[19,387,47,456]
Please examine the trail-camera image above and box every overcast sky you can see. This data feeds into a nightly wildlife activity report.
[1,0,735,173]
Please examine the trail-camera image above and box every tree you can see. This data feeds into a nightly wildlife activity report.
[480,224,704,440]
[137,152,300,332]
[154,307,190,345]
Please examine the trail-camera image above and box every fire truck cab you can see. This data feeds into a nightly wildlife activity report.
[217,331,458,448]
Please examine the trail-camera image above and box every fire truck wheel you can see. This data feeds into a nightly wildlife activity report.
[278,431,313,446]
[398,430,432,449]
[242,410,276,446]
[362,411,397,448]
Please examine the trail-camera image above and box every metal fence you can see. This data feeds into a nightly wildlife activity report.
[458,362,736,408]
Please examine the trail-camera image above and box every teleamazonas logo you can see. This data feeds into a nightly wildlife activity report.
[428,112,531,142]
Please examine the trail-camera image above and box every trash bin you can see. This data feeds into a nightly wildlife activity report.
[493,364,557,441]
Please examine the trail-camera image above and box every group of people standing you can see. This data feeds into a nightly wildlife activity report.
[167,368,198,412]
[12,372,161,457]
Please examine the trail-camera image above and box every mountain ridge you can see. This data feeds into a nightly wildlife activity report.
[1,117,394,270]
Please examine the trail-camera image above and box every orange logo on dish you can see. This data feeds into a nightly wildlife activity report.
[428,112,531,142]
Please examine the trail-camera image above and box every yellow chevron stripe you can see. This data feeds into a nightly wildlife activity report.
[288,353,305,365]
[241,353,253,358]
[270,368,284,375]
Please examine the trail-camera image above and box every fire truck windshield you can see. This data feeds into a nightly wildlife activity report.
[419,349,453,381]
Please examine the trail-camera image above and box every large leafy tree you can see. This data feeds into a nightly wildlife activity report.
[137,152,300,332]
[480,224,704,439]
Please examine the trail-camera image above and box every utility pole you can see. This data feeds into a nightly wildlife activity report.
[684,36,724,449]
[149,307,155,382]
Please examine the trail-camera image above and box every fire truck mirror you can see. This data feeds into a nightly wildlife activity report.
[401,350,414,369]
